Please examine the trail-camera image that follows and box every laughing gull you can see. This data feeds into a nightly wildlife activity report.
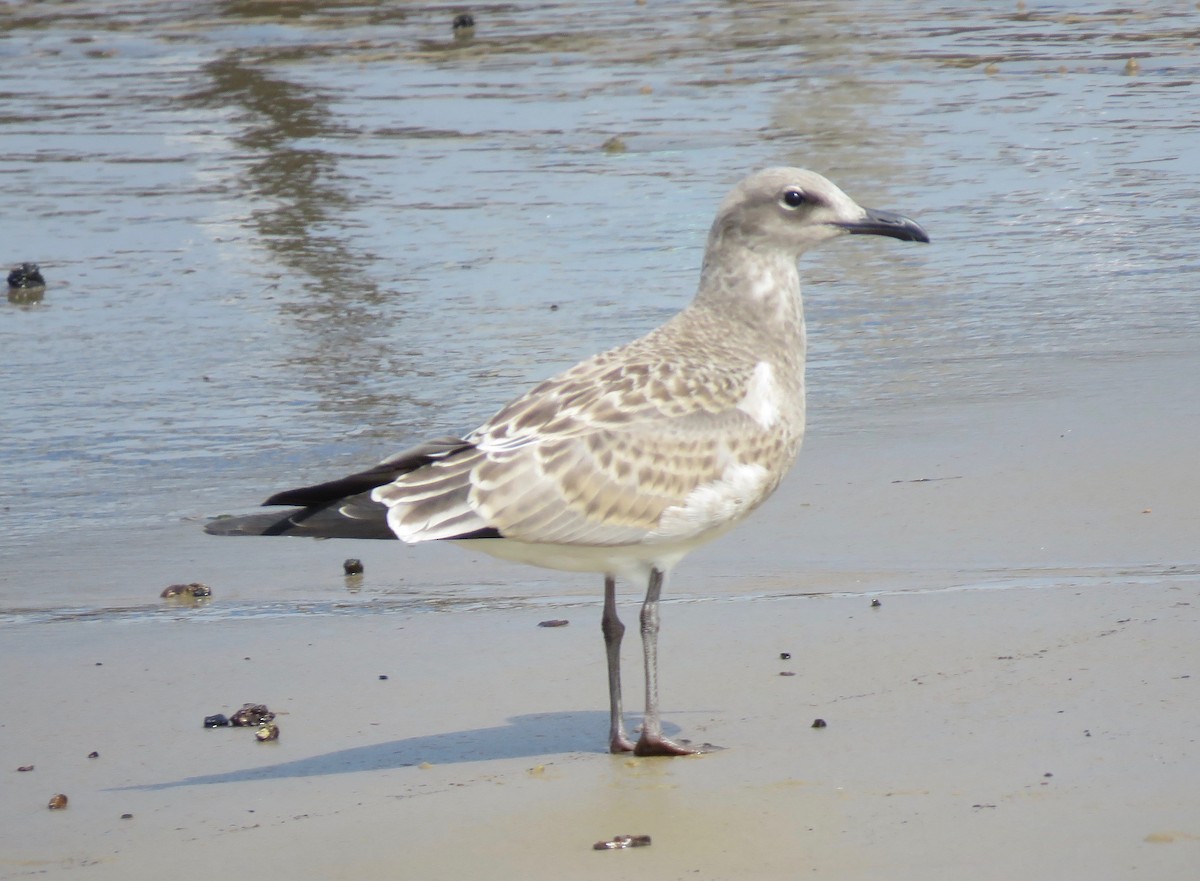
[205,167,929,755]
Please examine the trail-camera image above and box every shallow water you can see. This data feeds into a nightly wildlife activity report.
[3,1,1199,616]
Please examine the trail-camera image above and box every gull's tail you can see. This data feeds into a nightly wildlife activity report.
[203,435,475,540]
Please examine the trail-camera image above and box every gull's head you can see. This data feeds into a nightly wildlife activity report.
[708,167,930,257]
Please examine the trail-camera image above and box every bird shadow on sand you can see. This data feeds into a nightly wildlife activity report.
[116,711,693,791]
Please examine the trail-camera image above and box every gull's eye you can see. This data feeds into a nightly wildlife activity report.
[781,189,807,209]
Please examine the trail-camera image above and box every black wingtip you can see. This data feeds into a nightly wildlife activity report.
[444,527,504,540]
[203,510,304,537]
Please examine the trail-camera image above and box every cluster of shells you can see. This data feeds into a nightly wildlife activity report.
[204,703,279,742]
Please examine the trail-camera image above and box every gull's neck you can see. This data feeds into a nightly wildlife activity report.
[693,240,806,349]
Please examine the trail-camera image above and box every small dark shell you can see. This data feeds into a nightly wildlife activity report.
[601,136,628,154]
[204,714,230,728]
[8,263,45,289]
[811,718,827,729]
[593,834,651,850]
[161,582,212,599]
[538,619,569,628]
[87,751,99,759]
[230,703,275,726]
[343,558,364,575]
[17,765,34,772]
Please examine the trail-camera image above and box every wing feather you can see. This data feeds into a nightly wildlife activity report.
[371,310,805,547]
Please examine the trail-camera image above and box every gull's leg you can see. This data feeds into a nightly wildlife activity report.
[602,575,635,753]
[635,567,702,756]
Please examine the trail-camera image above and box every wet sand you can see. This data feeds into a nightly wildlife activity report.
[4,585,1198,879]
[3,350,1197,879]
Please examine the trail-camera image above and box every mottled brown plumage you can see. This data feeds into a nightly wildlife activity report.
[376,306,804,550]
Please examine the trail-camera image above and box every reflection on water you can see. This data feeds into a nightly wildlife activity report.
[2,1,1198,612]
[188,54,359,281]
[184,52,428,423]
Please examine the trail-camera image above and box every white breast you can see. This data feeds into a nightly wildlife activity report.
[736,361,779,429]
[653,461,772,541]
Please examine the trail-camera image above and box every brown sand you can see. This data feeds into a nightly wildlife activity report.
[2,350,1197,879]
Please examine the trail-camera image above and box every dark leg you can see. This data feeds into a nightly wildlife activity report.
[635,567,702,756]
[602,575,635,753]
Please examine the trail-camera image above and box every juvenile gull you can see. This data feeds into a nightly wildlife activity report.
[205,168,929,756]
